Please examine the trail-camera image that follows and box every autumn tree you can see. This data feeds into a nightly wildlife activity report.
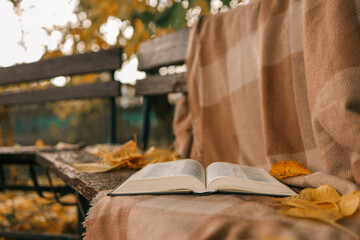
[40,0,241,60]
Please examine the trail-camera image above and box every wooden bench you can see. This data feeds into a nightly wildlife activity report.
[0,47,123,240]
[0,28,189,239]
[36,28,190,202]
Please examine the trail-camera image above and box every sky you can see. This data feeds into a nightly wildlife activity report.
[0,0,143,85]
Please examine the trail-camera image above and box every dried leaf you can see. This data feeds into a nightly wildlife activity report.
[55,141,85,150]
[35,139,47,147]
[275,198,321,210]
[274,186,360,239]
[143,147,180,165]
[279,207,359,239]
[73,162,116,173]
[74,140,179,173]
[279,206,342,223]
[309,185,341,204]
[270,160,310,179]
[275,187,313,204]
[339,191,360,217]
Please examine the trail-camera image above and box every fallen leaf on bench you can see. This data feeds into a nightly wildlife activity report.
[35,138,47,147]
[274,185,360,238]
[73,162,116,173]
[143,147,180,165]
[55,141,85,150]
[73,140,180,173]
[270,160,310,179]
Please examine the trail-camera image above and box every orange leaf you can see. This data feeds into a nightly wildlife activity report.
[270,160,310,179]
[35,139,47,147]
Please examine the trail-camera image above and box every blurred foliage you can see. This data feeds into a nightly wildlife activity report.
[3,0,244,136]
[0,191,77,234]
[39,0,242,60]
[0,174,78,235]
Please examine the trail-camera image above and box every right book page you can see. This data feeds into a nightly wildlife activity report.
[206,162,296,196]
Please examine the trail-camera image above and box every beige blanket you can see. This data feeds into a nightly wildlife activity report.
[84,191,360,240]
[84,1,360,239]
[174,0,360,194]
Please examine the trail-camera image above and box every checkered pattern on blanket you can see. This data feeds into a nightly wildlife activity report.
[174,0,360,194]
[84,1,360,239]
[84,191,360,240]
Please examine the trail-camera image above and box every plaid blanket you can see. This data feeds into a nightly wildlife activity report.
[174,0,360,194]
[84,191,360,240]
[84,0,360,239]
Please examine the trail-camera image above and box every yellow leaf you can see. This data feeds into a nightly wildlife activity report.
[274,186,360,239]
[143,146,180,165]
[309,185,341,204]
[275,198,320,209]
[35,139,46,147]
[279,207,342,223]
[270,160,310,179]
[75,140,179,172]
[339,191,360,216]
[73,162,116,173]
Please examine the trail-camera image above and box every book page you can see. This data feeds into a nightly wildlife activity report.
[109,159,207,195]
[206,162,277,185]
[138,159,205,183]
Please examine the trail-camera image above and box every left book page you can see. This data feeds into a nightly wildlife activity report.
[109,159,207,195]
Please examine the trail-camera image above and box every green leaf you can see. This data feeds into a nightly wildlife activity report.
[155,3,187,30]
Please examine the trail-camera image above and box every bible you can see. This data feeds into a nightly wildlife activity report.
[109,159,296,196]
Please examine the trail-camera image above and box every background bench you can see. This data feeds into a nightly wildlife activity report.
[0,47,122,240]
[36,27,190,202]
[0,28,189,239]
[136,28,189,149]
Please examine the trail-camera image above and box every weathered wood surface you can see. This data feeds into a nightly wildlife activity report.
[0,146,53,164]
[0,81,121,105]
[0,144,85,163]
[135,72,187,95]
[137,28,189,71]
[36,150,136,200]
[0,48,122,85]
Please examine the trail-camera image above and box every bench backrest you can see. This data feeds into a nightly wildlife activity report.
[134,28,189,148]
[135,28,189,96]
[0,48,122,105]
[0,47,123,143]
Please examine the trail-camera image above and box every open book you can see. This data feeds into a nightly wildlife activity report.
[109,159,296,196]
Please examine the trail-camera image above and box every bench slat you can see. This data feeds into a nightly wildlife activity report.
[137,28,189,71]
[0,81,121,105]
[36,151,136,200]
[0,48,122,85]
[135,72,187,95]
